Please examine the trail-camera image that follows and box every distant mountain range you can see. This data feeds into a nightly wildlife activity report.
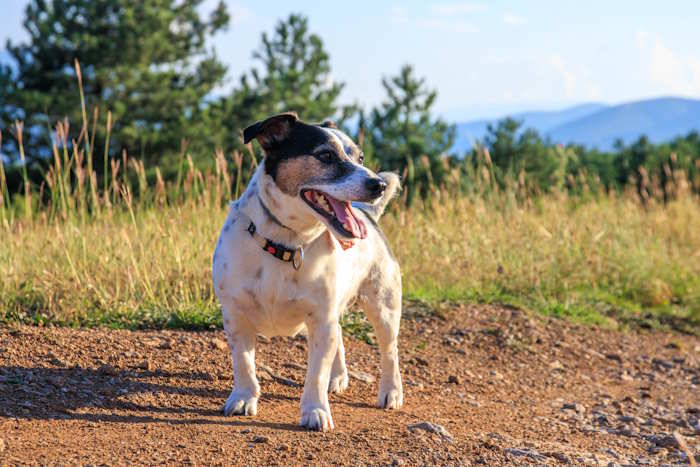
[452,97,700,152]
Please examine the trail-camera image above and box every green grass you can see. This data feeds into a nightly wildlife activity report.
[1,193,698,336]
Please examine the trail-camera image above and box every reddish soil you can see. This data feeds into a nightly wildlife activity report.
[1,305,698,465]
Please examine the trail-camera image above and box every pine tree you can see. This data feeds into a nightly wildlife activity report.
[0,0,229,165]
[368,65,455,199]
[218,13,352,144]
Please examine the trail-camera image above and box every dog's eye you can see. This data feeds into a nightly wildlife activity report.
[358,153,364,165]
[315,151,334,163]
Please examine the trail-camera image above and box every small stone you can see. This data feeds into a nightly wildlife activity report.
[489,370,504,381]
[413,356,429,366]
[137,360,153,371]
[277,443,290,452]
[605,353,622,362]
[252,435,269,443]
[405,380,424,390]
[240,428,251,434]
[158,340,172,350]
[408,421,454,442]
[392,458,405,466]
[97,364,119,376]
[348,370,376,383]
[562,402,585,414]
[549,360,564,371]
[282,362,306,371]
[447,375,461,385]
[211,338,228,351]
[0,438,5,454]
[647,433,677,448]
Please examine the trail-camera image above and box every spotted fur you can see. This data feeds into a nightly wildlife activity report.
[213,113,403,432]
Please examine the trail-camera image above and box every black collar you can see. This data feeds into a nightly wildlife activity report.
[244,216,304,270]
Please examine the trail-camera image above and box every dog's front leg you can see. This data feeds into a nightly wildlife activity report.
[300,318,339,431]
[222,311,260,416]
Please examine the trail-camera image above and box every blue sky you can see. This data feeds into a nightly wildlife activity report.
[2,1,700,120]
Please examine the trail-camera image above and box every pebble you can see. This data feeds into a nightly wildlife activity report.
[413,357,429,366]
[252,435,269,443]
[282,362,305,371]
[605,353,622,362]
[489,370,504,381]
[447,375,460,384]
[137,360,153,371]
[549,360,564,371]
[348,370,375,383]
[562,402,586,414]
[97,364,119,376]
[0,438,5,454]
[211,338,228,351]
[408,421,454,442]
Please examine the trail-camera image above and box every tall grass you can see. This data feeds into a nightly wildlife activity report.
[0,62,698,333]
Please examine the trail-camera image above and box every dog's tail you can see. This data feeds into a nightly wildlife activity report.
[354,172,401,221]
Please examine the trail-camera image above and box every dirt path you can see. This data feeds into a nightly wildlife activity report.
[1,305,698,465]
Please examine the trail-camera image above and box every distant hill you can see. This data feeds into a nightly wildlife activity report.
[452,97,700,152]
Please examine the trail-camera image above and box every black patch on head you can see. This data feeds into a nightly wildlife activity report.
[261,121,330,180]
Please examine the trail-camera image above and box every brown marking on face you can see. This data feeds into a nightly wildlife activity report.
[218,282,225,291]
[255,268,263,279]
[274,157,336,196]
[288,214,297,221]
[223,262,228,270]
[268,196,280,209]
[224,317,231,326]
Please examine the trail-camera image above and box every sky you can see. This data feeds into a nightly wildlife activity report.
[2,0,700,121]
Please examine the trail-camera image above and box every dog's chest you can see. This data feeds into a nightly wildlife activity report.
[234,264,324,336]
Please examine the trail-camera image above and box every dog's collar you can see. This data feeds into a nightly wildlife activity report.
[243,215,304,270]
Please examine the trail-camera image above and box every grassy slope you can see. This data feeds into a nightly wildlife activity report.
[2,191,698,335]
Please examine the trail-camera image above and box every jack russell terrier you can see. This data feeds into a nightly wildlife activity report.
[212,112,403,431]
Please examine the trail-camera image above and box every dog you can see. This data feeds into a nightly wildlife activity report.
[211,112,403,431]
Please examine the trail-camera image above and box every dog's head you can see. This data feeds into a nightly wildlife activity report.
[244,112,386,247]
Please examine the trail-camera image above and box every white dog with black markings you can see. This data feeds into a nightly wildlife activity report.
[211,112,403,431]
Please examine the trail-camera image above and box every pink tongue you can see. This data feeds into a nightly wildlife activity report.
[327,197,366,239]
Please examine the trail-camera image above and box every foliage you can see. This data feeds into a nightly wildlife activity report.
[367,65,455,201]
[0,0,230,166]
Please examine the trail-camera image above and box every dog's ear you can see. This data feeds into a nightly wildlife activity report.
[243,112,299,147]
[319,120,337,129]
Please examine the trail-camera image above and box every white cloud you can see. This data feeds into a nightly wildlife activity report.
[431,3,488,15]
[503,13,526,25]
[637,30,700,95]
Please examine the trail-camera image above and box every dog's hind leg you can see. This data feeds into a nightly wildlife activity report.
[328,322,349,394]
[358,263,403,410]
[222,308,260,416]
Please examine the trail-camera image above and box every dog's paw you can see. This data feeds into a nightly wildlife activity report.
[378,387,403,410]
[300,406,334,431]
[328,371,349,394]
[223,391,258,416]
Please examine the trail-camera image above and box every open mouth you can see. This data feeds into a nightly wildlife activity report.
[301,189,368,243]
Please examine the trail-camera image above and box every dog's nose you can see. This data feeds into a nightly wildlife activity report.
[365,177,387,196]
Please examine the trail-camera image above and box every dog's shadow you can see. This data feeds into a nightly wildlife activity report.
[0,365,302,432]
